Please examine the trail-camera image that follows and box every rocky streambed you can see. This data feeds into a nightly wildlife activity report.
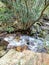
[0,33,49,58]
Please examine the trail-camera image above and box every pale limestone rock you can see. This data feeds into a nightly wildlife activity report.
[0,49,34,65]
[0,49,49,65]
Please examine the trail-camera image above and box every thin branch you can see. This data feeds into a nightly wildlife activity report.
[26,3,49,30]
[45,0,46,5]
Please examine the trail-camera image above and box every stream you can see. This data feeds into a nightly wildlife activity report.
[0,33,49,58]
[3,34,48,52]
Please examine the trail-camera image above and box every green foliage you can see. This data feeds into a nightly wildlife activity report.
[4,26,14,33]
[0,12,13,22]
[0,0,46,23]
[30,22,48,38]
[0,0,49,32]
[12,0,45,22]
[0,2,13,22]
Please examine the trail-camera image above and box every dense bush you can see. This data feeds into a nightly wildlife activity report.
[0,0,49,32]
[0,0,49,22]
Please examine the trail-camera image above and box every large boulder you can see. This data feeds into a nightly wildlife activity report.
[0,49,49,65]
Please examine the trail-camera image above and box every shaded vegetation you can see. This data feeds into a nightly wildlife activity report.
[0,0,49,32]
